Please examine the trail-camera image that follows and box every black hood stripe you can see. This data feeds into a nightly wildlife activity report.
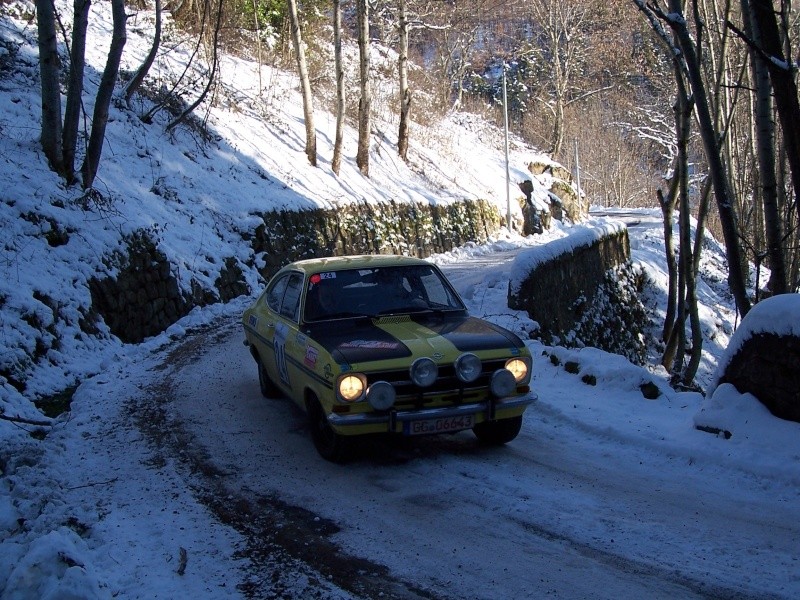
[412,315,524,352]
[305,315,522,366]
[305,320,412,364]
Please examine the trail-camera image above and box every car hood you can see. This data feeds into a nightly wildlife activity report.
[305,314,524,366]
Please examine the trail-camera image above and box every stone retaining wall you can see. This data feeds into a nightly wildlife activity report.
[508,222,631,344]
[250,199,501,276]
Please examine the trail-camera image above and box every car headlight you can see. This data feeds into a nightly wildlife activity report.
[490,369,517,398]
[505,357,531,384]
[410,357,438,387]
[367,381,396,410]
[338,373,366,402]
[455,353,482,383]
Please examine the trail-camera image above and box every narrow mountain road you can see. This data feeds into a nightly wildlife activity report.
[131,310,797,600]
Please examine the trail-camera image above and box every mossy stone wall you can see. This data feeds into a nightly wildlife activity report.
[250,199,501,276]
[508,227,631,344]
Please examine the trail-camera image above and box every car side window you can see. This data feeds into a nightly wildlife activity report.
[266,274,290,312]
[280,273,303,322]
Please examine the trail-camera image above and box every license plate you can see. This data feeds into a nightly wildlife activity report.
[405,414,475,435]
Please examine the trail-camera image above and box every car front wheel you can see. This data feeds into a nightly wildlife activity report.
[307,396,352,463]
[473,415,523,445]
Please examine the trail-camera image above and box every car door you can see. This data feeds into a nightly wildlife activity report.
[269,271,304,398]
[257,271,301,393]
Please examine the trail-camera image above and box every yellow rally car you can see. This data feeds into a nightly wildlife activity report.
[242,254,536,461]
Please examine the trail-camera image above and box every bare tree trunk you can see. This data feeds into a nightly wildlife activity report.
[141,5,207,125]
[63,0,91,185]
[397,0,411,161]
[81,0,126,188]
[36,0,63,173]
[124,0,162,105]
[740,0,788,294]
[746,0,800,213]
[332,0,344,176]
[287,0,317,166]
[663,72,693,373]
[692,176,713,278]
[664,1,752,318]
[551,91,565,157]
[657,180,679,344]
[676,86,702,386]
[356,0,371,176]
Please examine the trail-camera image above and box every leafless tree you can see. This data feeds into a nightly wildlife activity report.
[124,0,162,105]
[524,0,593,158]
[165,0,224,132]
[332,0,345,175]
[356,0,372,176]
[35,0,127,188]
[744,1,800,214]
[35,0,63,173]
[288,0,317,166]
[63,0,91,184]
[632,0,752,319]
[81,0,127,188]
[397,0,411,161]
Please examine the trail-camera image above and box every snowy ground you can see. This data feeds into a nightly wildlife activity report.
[3,219,800,598]
[2,0,800,598]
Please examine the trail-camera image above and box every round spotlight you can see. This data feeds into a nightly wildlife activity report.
[490,369,517,398]
[410,357,438,387]
[455,353,482,383]
[367,381,396,410]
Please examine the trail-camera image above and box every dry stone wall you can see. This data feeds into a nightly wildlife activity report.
[508,222,631,346]
[250,199,501,277]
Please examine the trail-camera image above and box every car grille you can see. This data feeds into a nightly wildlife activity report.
[365,358,508,408]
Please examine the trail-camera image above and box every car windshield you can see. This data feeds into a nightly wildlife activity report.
[303,264,465,322]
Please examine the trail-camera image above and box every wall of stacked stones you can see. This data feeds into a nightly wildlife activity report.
[250,199,501,274]
[89,199,501,343]
[508,228,630,343]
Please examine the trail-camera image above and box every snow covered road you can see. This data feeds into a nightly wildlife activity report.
[12,219,798,600]
[134,312,798,600]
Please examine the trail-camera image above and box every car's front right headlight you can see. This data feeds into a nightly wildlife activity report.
[455,353,482,383]
[337,373,367,402]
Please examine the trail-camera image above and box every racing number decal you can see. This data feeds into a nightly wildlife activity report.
[274,322,291,386]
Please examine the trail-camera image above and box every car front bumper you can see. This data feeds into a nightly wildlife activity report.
[327,392,538,434]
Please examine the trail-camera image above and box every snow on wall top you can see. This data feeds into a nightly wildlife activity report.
[509,219,626,294]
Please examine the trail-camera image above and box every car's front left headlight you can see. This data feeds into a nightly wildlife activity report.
[505,357,531,384]
[338,373,367,402]
[489,368,517,398]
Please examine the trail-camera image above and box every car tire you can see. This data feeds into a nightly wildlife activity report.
[256,355,280,398]
[307,396,351,463]
[473,415,523,445]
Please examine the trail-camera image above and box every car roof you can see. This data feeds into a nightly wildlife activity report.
[286,254,431,275]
